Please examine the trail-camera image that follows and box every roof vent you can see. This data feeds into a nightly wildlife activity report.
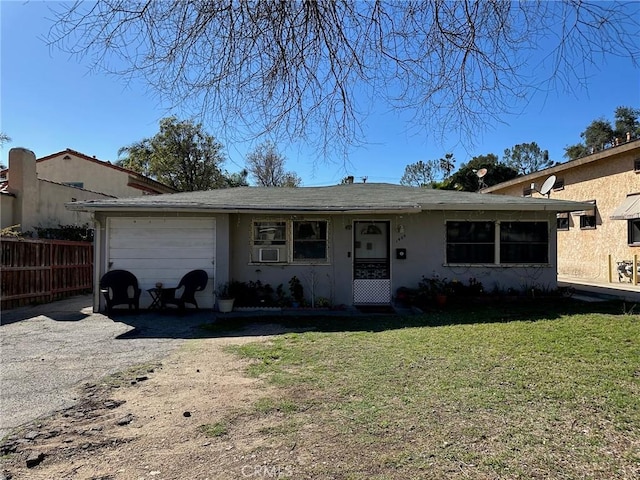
[63,155,71,160]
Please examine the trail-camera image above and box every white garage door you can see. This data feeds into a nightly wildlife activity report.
[107,217,216,308]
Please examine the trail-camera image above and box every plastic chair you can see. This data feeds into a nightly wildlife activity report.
[99,270,141,313]
[161,270,209,310]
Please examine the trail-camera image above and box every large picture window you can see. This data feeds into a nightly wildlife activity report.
[500,222,549,264]
[293,221,328,261]
[446,221,549,265]
[446,221,495,264]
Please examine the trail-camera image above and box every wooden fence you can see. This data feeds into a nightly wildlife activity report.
[1,238,93,310]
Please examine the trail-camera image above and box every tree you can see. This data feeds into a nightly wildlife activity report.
[117,117,228,192]
[444,154,518,192]
[563,105,639,160]
[503,142,552,175]
[400,160,441,187]
[581,118,615,152]
[564,144,589,161]
[0,133,10,169]
[47,2,640,154]
[614,106,640,140]
[439,154,456,180]
[223,169,249,188]
[245,141,301,187]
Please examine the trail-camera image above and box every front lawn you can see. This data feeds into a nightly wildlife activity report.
[226,301,639,479]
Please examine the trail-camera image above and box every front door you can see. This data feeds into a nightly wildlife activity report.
[353,221,391,305]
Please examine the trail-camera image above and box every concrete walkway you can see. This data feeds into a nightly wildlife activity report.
[558,275,640,302]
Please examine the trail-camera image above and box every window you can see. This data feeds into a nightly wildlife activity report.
[580,215,596,229]
[556,212,569,231]
[253,221,286,246]
[629,219,640,245]
[522,187,533,197]
[250,219,329,263]
[553,179,565,191]
[293,221,328,261]
[634,159,640,172]
[63,182,84,188]
[574,201,597,230]
[500,222,549,264]
[251,221,287,263]
[446,221,550,265]
[446,221,495,264]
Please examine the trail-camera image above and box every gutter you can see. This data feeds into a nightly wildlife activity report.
[65,200,593,214]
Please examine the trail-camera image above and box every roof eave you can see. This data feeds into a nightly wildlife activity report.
[483,139,640,193]
[65,201,592,214]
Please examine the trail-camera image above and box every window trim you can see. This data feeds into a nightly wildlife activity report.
[292,220,329,263]
[445,220,496,265]
[499,221,550,265]
[445,220,551,266]
[556,212,569,231]
[552,179,565,191]
[250,218,330,265]
[575,200,597,230]
[628,218,640,246]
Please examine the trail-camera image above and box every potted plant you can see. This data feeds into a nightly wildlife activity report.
[288,276,304,308]
[216,282,235,313]
[418,275,452,308]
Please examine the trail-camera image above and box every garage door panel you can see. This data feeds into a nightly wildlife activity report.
[109,231,214,247]
[109,258,213,270]
[110,218,213,228]
[109,248,215,260]
[107,217,216,309]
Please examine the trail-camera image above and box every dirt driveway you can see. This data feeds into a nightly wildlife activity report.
[1,295,300,479]
[1,295,203,438]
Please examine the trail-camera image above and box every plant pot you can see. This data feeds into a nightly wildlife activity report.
[217,298,235,313]
[435,294,447,307]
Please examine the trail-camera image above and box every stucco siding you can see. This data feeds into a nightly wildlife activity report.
[229,211,559,306]
[36,154,142,198]
[37,181,109,228]
[1,194,15,228]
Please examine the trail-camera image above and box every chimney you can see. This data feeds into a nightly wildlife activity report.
[8,148,38,233]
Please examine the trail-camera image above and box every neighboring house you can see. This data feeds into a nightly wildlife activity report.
[1,148,176,232]
[67,184,591,311]
[482,139,640,283]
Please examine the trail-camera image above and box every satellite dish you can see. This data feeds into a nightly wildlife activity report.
[539,175,556,196]
[476,168,488,178]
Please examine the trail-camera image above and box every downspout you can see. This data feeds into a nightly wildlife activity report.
[92,214,101,313]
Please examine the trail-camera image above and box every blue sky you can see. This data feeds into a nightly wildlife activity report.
[2,1,639,186]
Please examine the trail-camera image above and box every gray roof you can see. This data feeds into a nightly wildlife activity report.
[66,183,594,214]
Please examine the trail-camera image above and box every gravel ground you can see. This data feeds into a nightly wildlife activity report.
[0,295,213,438]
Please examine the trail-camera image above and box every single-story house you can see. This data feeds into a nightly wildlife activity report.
[66,183,593,311]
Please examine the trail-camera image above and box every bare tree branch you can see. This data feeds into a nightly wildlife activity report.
[47,1,640,156]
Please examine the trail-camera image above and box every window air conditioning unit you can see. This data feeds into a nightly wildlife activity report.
[259,248,280,262]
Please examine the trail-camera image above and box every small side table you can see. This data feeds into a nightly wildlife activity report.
[147,287,164,310]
